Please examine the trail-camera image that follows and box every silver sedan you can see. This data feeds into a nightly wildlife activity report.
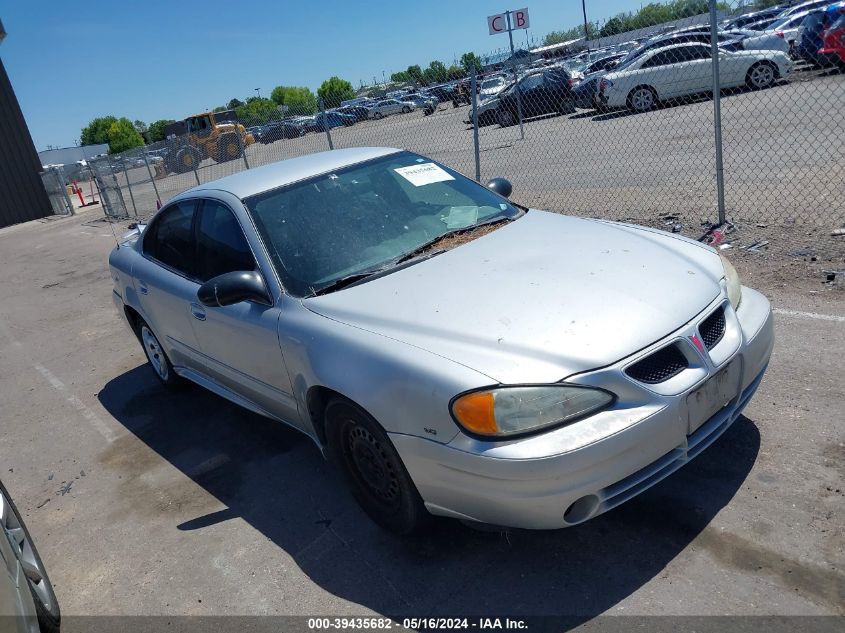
[109,147,773,534]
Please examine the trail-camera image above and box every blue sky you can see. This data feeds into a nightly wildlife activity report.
[2,0,633,150]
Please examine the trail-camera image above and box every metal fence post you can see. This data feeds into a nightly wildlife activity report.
[53,167,74,215]
[236,126,250,170]
[319,98,335,150]
[709,0,726,224]
[506,11,525,141]
[119,157,138,217]
[471,66,481,182]
[141,151,161,207]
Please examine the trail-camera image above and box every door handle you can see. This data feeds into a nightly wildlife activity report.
[137,280,149,295]
[189,303,206,321]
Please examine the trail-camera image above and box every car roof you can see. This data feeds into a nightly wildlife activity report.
[179,147,402,199]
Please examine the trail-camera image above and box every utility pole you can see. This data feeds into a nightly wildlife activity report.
[505,10,525,140]
[582,0,591,56]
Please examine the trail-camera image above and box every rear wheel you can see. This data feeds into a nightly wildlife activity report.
[326,398,430,535]
[138,319,182,388]
[497,107,516,127]
[627,85,657,113]
[746,61,777,90]
[373,112,383,119]
[1,481,61,633]
[401,105,411,113]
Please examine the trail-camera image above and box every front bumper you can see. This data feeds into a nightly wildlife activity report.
[392,287,773,530]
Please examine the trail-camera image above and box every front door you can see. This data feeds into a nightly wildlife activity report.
[135,199,203,370]
[188,199,301,428]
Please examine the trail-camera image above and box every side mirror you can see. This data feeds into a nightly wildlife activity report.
[197,271,271,307]
[486,177,513,199]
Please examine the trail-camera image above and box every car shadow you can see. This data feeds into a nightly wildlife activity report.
[98,365,760,624]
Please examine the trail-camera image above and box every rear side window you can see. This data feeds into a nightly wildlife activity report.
[195,200,256,282]
[144,201,197,277]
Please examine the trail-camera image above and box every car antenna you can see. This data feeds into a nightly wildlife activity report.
[108,215,121,250]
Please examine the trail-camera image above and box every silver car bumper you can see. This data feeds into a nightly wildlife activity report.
[392,287,773,529]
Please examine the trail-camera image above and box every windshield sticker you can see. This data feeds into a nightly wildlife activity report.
[394,163,454,187]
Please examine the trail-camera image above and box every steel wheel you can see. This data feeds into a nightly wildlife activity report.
[326,398,430,534]
[344,423,401,510]
[141,325,169,382]
[498,108,516,127]
[1,484,60,630]
[747,62,776,90]
[629,86,656,112]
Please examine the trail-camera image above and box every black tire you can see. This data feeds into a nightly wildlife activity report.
[373,112,383,119]
[401,105,410,113]
[217,133,243,162]
[626,85,658,113]
[558,98,576,115]
[0,480,61,633]
[497,107,516,127]
[173,146,201,174]
[326,398,430,535]
[745,61,778,90]
[136,318,182,389]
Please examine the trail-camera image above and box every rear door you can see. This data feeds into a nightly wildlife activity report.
[188,198,300,427]
[135,199,202,369]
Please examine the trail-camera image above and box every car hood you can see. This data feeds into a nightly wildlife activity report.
[303,211,723,384]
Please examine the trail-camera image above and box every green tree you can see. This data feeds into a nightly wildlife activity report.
[227,98,245,109]
[406,65,424,84]
[460,52,483,74]
[423,60,449,85]
[391,70,413,83]
[317,76,355,108]
[235,97,280,124]
[107,118,144,154]
[269,86,317,114]
[80,116,117,146]
[447,65,466,80]
[147,119,176,143]
[283,87,317,115]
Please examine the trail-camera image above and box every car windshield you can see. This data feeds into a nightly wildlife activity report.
[244,151,520,296]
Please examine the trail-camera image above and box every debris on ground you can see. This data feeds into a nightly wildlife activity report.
[788,248,816,258]
[699,221,736,248]
[36,498,51,509]
[832,228,845,237]
[743,240,770,253]
[671,223,683,233]
[47,473,54,481]
[58,481,73,496]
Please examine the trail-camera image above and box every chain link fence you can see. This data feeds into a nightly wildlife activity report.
[97,0,844,255]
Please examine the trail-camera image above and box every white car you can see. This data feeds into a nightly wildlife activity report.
[763,10,813,51]
[599,43,792,113]
[367,99,415,119]
[726,28,791,54]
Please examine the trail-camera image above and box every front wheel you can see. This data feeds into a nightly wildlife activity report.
[326,398,430,535]
[627,85,657,113]
[373,112,383,119]
[746,61,777,90]
[401,106,410,113]
[1,481,61,633]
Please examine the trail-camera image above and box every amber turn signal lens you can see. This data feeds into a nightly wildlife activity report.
[452,391,498,435]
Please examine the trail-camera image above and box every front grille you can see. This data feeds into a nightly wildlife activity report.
[699,307,726,350]
[626,344,688,384]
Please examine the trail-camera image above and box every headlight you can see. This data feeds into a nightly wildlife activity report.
[719,253,742,309]
[450,385,614,438]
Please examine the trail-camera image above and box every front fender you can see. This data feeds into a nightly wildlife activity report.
[278,297,492,445]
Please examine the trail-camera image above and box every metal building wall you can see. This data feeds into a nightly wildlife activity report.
[0,58,52,228]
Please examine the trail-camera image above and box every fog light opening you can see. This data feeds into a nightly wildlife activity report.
[564,494,600,525]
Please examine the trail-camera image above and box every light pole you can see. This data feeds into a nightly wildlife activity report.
[255,87,260,99]
[382,70,386,84]
[581,0,591,56]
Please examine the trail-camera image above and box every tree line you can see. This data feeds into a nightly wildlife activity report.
[543,0,730,45]
[79,77,358,153]
[390,53,483,86]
